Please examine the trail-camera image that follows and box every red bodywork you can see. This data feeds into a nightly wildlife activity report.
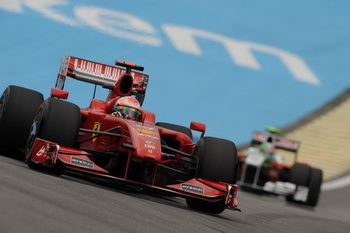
[28,56,239,212]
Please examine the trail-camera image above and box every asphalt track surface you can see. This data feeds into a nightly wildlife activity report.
[1,155,349,233]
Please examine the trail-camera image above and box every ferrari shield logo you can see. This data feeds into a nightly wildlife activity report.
[92,122,101,142]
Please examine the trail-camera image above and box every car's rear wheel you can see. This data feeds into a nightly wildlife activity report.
[155,122,193,140]
[286,163,322,207]
[25,98,81,174]
[288,163,310,186]
[305,168,323,207]
[286,163,310,203]
[0,85,43,156]
[186,137,238,214]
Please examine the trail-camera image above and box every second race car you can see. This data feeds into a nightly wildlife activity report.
[237,127,323,207]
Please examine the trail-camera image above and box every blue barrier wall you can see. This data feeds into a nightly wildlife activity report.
[1,0,350,145]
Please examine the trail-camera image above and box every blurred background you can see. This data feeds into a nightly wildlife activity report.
[2,2,350,231]
[1,0,350,147]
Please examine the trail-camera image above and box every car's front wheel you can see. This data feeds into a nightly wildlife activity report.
[25,98,81,174]
[186,137,238,214]
[285,163,323,207]
[305,167,323,207]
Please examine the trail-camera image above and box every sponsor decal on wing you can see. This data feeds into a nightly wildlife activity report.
[71,157,94,168]
[181,184,205,194]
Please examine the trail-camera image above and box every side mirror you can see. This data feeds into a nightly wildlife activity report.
[190,121,206,138]
[50,88,69,99]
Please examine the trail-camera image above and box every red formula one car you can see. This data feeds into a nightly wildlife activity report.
[0,56,240,214]
[237,128,323,207]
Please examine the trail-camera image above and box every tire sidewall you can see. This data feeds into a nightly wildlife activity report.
[195,137,238,184]
[306,168,323,207]
[0,86,44,149]
[37,98,81,148]
[155,122,193,140]
[289,163,311,186]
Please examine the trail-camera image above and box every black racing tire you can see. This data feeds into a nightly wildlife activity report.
[25,98,81,174]
[155,122,193,140]
[186,137,238,214]
[305,168,323,207]
[194,137,238,184]
[286,163,311,204]
[37,98,81,147]
[0,85,43,152]
[288,163,311,186]
[186,198,226,215]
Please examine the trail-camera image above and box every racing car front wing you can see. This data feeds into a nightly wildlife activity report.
[28,138,240,211]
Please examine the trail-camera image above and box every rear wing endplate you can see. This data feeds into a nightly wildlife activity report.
[55,56,149,105]
[251,131,300,152]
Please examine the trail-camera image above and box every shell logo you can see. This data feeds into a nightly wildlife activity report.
[136,127,155,135]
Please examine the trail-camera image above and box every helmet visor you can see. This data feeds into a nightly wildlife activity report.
[115,105,141,121]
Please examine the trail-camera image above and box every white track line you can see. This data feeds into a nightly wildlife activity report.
[321,174,350,191]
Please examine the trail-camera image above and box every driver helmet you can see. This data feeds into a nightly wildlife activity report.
[260,142,275,155]
[113,96,141,121]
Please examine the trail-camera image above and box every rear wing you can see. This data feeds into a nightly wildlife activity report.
[55,56,149,105]
[251,131,300,153]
